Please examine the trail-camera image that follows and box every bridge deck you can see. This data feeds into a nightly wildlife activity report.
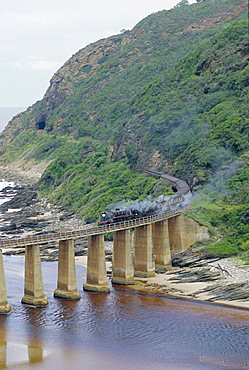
[0,211,181,248]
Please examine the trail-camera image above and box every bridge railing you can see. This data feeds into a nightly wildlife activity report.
[0,210,181,248]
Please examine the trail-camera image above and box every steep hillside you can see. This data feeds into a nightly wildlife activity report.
[0,0,248,256]
[0,107,26,133]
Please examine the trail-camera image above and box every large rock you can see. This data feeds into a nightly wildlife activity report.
[169,267,222,283]
[197,283,249,301]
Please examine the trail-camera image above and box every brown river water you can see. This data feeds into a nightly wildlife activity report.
[0,256,249,370]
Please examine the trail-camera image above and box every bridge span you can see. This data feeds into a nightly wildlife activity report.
[0,211,181,248]
[0,210,205,314]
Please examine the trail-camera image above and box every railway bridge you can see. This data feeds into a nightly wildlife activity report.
[0,208,205,314]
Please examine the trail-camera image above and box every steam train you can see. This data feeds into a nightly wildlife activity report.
[98,194,184,226]
[98,171,190,226]
[145,169,190,195]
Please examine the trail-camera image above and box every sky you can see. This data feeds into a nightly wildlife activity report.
[0,0,196,108]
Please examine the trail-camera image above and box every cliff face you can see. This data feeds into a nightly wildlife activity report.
[36,37,122,128]
[0,36,120,147]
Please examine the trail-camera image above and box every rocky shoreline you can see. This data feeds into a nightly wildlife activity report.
[154,251,249,309]
[0,168,248,309]
[0,169,89,260]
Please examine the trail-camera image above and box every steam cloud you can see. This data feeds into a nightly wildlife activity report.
[106,193,192,217]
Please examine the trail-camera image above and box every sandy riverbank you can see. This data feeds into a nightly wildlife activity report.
[75,256,249,311]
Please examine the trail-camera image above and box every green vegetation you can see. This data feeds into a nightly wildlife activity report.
[186,158,249,261]
[40,151,167,222]
[2,129,170,221]
[0,0,248,256]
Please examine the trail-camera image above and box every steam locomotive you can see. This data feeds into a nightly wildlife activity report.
[99,209,139,225]
[98,194,185,226]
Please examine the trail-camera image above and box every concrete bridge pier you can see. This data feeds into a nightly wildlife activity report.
[112,230,134,285]
[54,240,80,300]
[134,225,155,278]
[168,215,186,253]
[21,245,48,306]
[0,250,11,314]
[83,235,110,292]
[153,220,172,268]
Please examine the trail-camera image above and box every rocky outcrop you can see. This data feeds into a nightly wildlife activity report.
[197,283,249,302]
[34,36,122,130]
[168,267,222,283]
[0,185,37,212]
[0,181,88,260]
[0,36,122,148]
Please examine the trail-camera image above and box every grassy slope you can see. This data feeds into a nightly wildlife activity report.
[0,0,248,258]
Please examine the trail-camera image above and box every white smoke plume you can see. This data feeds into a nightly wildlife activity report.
[106,193,192,217]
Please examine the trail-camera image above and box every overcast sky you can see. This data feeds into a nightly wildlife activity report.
[0,0,195,108]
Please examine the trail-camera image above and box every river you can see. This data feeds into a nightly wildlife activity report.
[0,182,249,370]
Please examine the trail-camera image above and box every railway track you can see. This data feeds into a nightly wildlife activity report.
[0,210,181,248]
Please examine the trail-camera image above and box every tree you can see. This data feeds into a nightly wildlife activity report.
[175,0,189,7]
